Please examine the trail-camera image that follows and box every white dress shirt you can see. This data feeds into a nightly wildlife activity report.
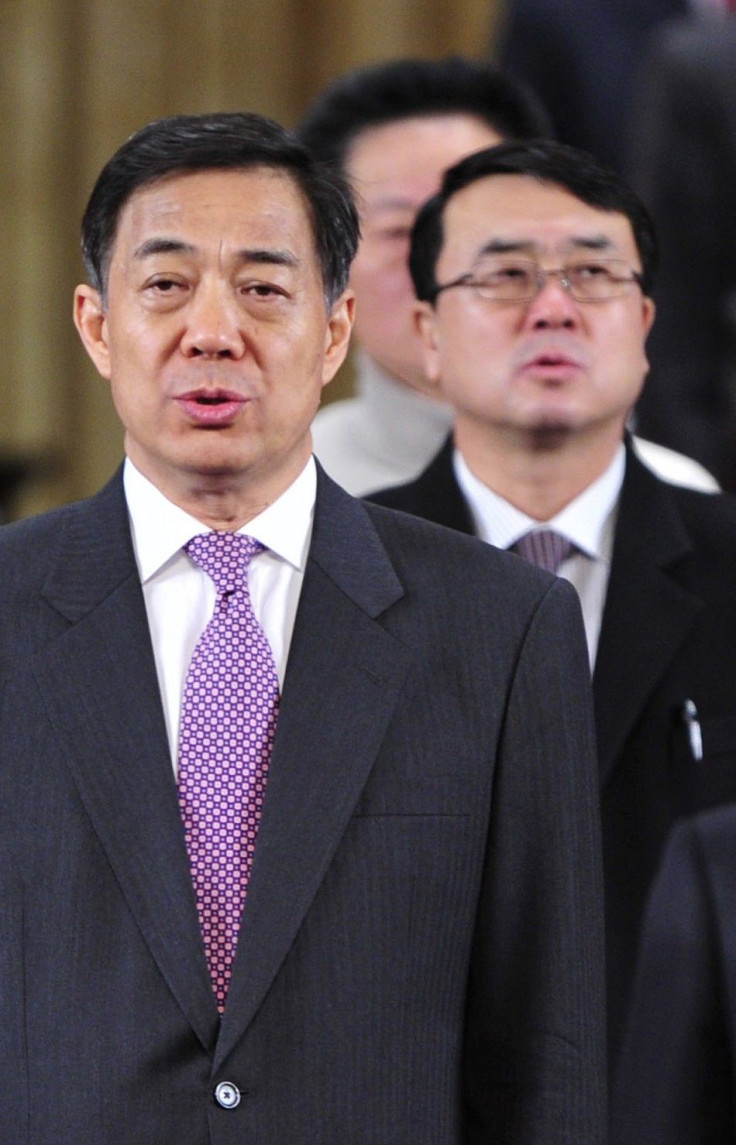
[630,435,719,492]
[311,351,453,496]
[124,457,315,771]
[454,446,625,668]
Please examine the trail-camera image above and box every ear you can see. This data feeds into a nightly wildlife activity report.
[73,285,112,380]
[641,295,656,339]
[321,290,356,388]
[414,301,442,388]
[639,295,657,380]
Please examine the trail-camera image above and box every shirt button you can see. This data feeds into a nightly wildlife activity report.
[214,1081,241,1110]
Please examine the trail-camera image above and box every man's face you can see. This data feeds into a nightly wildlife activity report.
[74,167,353,514]
[417,174,655,448]
[346,114,502,392]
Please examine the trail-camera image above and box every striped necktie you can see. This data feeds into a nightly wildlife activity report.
[510,529,574,574]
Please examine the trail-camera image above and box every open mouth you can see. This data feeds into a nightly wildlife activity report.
[531,352,578,367]
[178,387,245,403]
[520,351,583,379]
[175,390,247,424]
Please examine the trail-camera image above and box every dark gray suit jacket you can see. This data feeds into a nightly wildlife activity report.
[0,466,605,1144]
[370,438,736,1073]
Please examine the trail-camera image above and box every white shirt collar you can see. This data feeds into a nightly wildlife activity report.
[123,456,316,584]
[454,443,625,562]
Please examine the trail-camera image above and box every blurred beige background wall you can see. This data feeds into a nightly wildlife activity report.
[0,0,501,518]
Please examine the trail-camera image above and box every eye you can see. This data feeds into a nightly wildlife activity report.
[379,226,412,242]
[483,263,533,287]
[497,264,529,279]
[144,276,188,294]
[141,277,190,307]
[363,217,413,245]
[239,281,288,299]
[572,262,610,279]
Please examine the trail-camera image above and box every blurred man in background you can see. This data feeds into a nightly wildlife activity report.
[298,55,550,494]
[628,15,736,488]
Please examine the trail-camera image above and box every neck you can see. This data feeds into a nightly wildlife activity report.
[366,352,444,402]
[454,420,623,520]
[174,486,274,531]
[127,445,310,531]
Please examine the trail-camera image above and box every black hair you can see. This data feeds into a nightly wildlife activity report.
[81,111,360,306]
[410,139,658,302]
[296,56,551,171]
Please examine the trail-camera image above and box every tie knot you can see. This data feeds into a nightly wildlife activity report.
[511,529,573,574]
[185,532,263,595]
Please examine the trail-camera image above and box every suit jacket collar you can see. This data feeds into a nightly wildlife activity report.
[383,436,705,789]
[33,466,410,1069]
[34,471,221,1052]
[593,442,703,785]
[381,435,475,535]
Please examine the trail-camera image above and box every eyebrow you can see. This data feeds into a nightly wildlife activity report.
[476,234,617,259]
[363,195,417,216]
[131,238,299,268]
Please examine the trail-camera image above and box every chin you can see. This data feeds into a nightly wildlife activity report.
[517,412,583,449]
[175,443,250,479]
[521,404,578,429]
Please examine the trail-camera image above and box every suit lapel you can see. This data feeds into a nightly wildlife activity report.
[216,473,409,1068]
[31,471,412,1065]
[412,438,476,533]
[593,449,703,786]
[32,474,219,1052]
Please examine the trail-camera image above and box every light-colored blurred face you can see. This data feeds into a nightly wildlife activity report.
[417,174,655,451]
[346,114,502,393]
[73,167,353,524]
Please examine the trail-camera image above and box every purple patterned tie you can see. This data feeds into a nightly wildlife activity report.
[178,532,280,1013]
[511,529,574,574]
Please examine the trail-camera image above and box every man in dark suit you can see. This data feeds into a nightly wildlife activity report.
[612,802,736,1143]
[0,114,606,1142]
[369,139,736,1077]
[297,55,713,497]
[494,0,688,172]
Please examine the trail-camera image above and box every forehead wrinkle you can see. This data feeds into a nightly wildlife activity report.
[132,236,299,271]
[211,236,300,271]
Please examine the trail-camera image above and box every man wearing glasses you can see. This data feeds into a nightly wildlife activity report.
[370,139,736,1081]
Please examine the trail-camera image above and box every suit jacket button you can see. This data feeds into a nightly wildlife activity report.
[214,1081,241,1109]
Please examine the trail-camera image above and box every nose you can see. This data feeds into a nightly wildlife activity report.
[523,272,581,331]
[179,281,246,358]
